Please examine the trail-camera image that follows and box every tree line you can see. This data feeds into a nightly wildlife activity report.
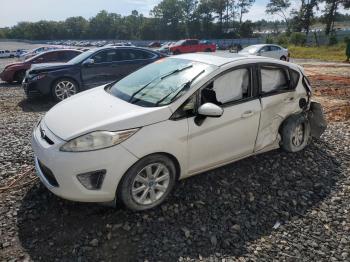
[0,0,349,40]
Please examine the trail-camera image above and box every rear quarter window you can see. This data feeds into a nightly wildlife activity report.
[289,69,300,89]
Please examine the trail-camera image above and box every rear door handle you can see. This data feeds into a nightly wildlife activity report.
[241,110,254,118]
[284,97,294,103]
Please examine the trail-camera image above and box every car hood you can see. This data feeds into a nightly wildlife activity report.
[43,85,173,141]
[29,63,73,74]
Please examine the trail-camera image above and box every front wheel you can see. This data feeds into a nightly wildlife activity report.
[280,114,311,152]
[118,154,177,211]
[280,56,287,61]
[51,78,79,102]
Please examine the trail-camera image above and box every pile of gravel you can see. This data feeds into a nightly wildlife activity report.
[0,85,349,261]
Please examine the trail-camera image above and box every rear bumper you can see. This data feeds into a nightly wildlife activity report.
[308,102,327,138]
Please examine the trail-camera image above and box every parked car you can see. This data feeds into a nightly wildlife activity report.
[156,42,175,54]
[0,50,14,58]
[239,44,290,61]
[169,39,216,55]
[148,41,161,48]
[22,47,165,101]
[12,49,28,58]
[0,49,82,83]
[31,53,326,211]
[19,46,60,61]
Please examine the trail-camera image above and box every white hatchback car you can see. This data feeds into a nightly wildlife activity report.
[239,44,289,61]
[31,53,326,211]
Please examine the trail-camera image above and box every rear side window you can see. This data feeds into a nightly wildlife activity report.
[64,51,80,61]
[261,66,290,94]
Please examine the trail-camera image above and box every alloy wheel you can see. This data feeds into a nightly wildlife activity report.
[131,163,170,206]
[292,123,304,147]
[54,80,77,101]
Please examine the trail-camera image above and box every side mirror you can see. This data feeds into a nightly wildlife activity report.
[82,58,94,66]
[198,103,223,118]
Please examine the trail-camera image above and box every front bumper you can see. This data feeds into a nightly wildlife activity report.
[32,121,139,202]
[0,71,13,82]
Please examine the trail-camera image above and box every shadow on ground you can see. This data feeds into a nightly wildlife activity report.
[17,97,55,113]
[17,139,342,261]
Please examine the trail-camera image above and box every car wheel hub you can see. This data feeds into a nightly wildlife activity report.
[131,163,170,205]
[292,123,304,147]
[55,81,77,100]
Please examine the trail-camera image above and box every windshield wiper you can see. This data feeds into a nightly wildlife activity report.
[128,64,193,103]
[155,69,205,106]
[160,64,193,80]
[128,77,161,102]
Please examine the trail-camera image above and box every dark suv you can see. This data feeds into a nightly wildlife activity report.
[22,47,165,101]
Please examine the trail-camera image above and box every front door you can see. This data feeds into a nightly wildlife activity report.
[81,49,117,89]
[187,66,261,174]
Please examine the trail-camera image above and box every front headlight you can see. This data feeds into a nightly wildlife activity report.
[60,129,139,152]
[31,73,46,81]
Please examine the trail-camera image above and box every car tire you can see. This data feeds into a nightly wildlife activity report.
[280,56,287,61]
[205,48,212,52]
[280,114,311,153]
[51,78,79,102]
[173,50,180,55]
[118,154,177,211]
[14,70,25,83]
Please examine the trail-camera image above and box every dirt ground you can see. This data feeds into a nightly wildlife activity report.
[0,43,350,261]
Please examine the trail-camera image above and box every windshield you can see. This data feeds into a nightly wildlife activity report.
[109,58,216,107]
[67,50,94,64]
[240,46,260,54]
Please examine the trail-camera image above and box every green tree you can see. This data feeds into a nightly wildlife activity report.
[266,0,292,32]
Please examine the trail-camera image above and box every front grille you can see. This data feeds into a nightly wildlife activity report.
[38,160,59,187]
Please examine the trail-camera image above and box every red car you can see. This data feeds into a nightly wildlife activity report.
[169,39,216,55]
[0,49,82,83]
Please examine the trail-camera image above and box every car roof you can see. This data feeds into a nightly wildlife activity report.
[172,53,263,66]
[171,52,300,70]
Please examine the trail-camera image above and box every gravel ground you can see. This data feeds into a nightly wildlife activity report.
[0,51,350,261]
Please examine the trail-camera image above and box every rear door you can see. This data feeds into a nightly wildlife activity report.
[189,40,199,52]
[255,64,302,151]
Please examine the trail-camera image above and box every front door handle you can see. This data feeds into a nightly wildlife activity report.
[241,110,254,118]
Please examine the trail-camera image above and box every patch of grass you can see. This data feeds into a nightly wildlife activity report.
[288,43,347,62]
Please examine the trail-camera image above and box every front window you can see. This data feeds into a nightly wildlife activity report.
[174,40,186,46]
[109,58,217,107]
[67,50,95,64]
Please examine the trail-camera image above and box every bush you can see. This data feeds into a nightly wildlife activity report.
[265,35,274,44]
[277,34,289,46]
[328,34,338,46]
[289,32,306,46]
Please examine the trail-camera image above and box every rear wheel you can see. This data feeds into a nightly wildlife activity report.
[205,48,212,52]
[280,114,310,152]
[118,154,177,211]
[280,56,287,61]
[51,78,78,102]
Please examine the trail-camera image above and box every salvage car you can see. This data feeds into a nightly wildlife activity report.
[22,47,165,101]
[239,44,290,61]
[31,53,326,211]
[0,49,82,83]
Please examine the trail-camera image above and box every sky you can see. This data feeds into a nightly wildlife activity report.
[0,0,349,28]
